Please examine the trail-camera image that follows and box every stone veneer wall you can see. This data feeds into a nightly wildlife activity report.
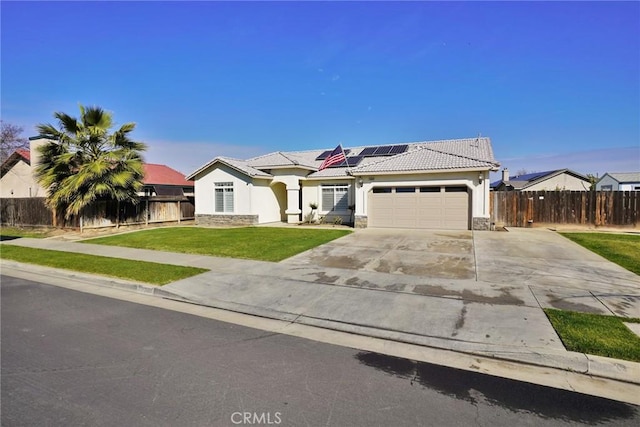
[472,217,490,231]
[196,214,259,226]
[354,215,368,228]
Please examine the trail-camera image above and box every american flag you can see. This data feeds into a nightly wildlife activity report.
[318,144,346,171]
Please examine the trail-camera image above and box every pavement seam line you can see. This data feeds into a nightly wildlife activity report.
[589,291,618,316]
[471,230,479,282]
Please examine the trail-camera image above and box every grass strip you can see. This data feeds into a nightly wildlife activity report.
[560,232,640,275]
[1,226,55,240]
[0,245,208,285]
[84,226,352,262]
[544,308,640,362]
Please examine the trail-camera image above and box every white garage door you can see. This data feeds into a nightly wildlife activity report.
[368,186,469,229]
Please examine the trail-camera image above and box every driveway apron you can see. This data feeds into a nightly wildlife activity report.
[282,228,476,280]
[473,228,640,318]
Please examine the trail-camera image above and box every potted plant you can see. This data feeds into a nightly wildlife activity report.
[308,202,318,224]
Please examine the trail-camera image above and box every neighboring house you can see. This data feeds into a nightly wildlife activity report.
[141,164,194,197]
[595,172,640,191]
[490,168,591,191]
[0,138,48,198]
[0,137,193,198]
[187,137,500,230]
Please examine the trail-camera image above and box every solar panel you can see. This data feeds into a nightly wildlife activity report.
[328,155,364,168]
[315,150,333,161]
[359,147,378,156]
[315,150,331,160]
[315,148,350,160]
[389,144,408,154]
[346,156,364,167]
[374,145,393,155]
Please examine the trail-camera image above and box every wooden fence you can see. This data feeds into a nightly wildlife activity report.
[491,191,639,228]
[0,197,195,230]
[0,197,54,227]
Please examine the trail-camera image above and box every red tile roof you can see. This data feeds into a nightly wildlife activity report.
[16,149,30,161]
[143,163,193,186]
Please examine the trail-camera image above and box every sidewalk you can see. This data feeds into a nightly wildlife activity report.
[2,236,639,400]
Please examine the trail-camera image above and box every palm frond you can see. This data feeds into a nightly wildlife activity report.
[54,112,79,135]
[82,105,113,130]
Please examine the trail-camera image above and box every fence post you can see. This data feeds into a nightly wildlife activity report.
[178,200,181,224]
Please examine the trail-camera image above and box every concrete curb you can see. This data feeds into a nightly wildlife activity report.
[2,260,638,390]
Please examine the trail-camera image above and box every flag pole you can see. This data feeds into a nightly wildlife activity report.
[340,142,352,176]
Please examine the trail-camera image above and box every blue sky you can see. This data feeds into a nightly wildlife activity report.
[1,1,638,178]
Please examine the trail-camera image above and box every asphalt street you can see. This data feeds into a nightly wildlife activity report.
[2,275,638,427]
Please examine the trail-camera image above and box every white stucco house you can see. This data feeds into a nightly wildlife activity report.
[186,137,500,230]
[595,172,640,191]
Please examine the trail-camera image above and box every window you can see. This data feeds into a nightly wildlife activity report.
[601,185,613,191]
[395,187,416,193]
[215,182,234,213]
[322,184,349,212]
[372,187,392,193]
[420,187,440,193]
[445,186,468,192]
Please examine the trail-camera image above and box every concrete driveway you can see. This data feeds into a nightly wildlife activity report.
[474,228,640,317]
[282,228,476,280]
[284,227,640,317]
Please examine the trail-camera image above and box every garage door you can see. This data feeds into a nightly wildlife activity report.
[368,186,469,229]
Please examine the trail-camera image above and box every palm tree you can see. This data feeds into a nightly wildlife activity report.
[34,105,147,226]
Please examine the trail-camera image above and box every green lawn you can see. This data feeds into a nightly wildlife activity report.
[0,245,208,285]
[544,308,640,362]
[82,226,351,262]
[0,226,55,240]
[560,232,640,275]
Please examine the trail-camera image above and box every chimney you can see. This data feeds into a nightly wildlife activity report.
[29,137,51,171]
[502,168,509,182]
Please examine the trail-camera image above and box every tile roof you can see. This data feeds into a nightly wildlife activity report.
[143,163,193,186]
[604,172,640,183]
[186,156,273,179]
[189,137,499,180]
[247,151,320,169]
[349,138,499,174]
[409,137,497,164]
[219,157,273,177]
[16,149,30,162]
[1,148,32,176]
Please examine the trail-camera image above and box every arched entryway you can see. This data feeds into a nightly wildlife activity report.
[270,182,288,222]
